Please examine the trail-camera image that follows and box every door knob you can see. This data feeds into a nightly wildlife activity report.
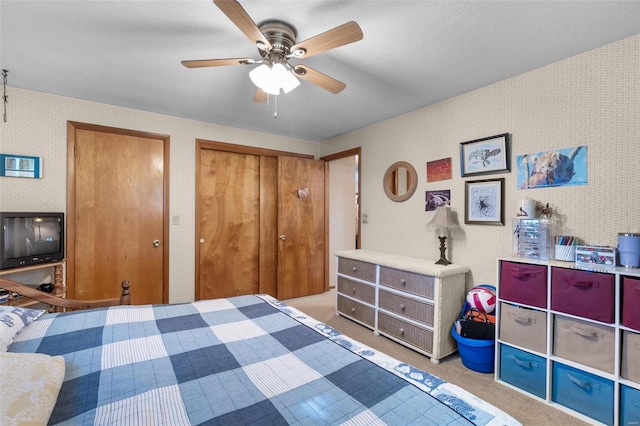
[153,240,160,247]
[279,235,286,241]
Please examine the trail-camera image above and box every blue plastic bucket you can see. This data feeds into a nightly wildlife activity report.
[451,325,495,373]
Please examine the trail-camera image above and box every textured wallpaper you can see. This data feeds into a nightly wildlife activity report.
[2,34,638,300]
[0,90,318,303]
[322,34,640,290]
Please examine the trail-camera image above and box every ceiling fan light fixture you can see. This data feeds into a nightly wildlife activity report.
[249,63,300,95]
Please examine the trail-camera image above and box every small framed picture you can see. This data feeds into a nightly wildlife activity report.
[460,133,510,177]
[425,190,450,211]
[465,178,505,225]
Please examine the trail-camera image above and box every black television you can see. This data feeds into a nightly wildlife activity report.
[0,212,65,270]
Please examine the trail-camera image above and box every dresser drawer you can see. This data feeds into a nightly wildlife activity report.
[337,295,375,327]
[551,267,614,323]
[553,315,615,373]
[379,266,434,299]
[552,362,614,425]
[499,261,547,308]
[337,276,375,305]
[378,311,433,352]
[499,302,546,354]
[500,344,547,399]
[378,289,433,326]
[338,258,376,283]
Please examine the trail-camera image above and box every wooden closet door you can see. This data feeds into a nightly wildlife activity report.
[197,150,262,299]
[277,156,326,299]
[69,123,168,304]
[196,143,323,301]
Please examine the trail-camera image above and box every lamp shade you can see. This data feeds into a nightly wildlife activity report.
[427,206,459,236]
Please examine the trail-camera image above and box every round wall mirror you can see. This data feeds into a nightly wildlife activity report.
[383,161,418,202]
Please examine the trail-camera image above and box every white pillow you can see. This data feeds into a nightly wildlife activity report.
[0,306,45,352]
[0,352,66,424]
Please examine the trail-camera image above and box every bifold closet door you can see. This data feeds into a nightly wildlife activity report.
[277,156,325,300]
[196,148,324,301]
[197,150,267,299]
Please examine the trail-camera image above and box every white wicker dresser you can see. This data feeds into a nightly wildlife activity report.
[335,249,469,364]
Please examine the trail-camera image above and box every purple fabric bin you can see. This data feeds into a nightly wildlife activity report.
[499,261,547,308]
[551,267,614,323]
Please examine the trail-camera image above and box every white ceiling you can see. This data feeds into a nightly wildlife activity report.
[2,1,640,142]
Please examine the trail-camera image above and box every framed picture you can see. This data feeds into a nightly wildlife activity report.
[460,133,510,177]
[0,153,42,178]
[465,178,504,225]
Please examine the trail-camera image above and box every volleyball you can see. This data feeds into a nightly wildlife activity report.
[466,286,496,313]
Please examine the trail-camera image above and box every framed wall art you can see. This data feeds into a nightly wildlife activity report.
[465,178,504,225]
[460,133,510,177]
[0,153,42,178]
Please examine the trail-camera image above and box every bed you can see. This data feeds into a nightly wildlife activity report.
[1,280,520,425]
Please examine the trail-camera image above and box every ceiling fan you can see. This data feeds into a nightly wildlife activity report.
[182,0,363,101]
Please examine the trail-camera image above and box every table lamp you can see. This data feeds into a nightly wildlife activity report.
[427,206,458,265]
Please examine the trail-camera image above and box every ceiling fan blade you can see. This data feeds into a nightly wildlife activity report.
[253,88,267,102]
[213,0,272,51]
[290,21,363,59]
[181,58,255,68]
[294,65,346,94]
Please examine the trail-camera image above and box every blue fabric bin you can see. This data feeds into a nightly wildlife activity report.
[621,385,640,426]
[552,362,614,425]
[499,344,546,398]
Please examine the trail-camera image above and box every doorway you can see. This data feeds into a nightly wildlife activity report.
[321,148,361,288]
[66,122,169,304]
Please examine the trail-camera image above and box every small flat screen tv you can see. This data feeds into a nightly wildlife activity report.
[0,212,65,270]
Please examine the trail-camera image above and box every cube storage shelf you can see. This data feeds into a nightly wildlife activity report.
[495,257,640,425]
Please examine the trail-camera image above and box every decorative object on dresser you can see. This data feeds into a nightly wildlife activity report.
[335,249,468,364]
[495,257,640,425]
[426,206,459,265]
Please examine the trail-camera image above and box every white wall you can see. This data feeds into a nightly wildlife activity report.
[321,34,640,290]
[328,156,357,287]
[0,90,319,302]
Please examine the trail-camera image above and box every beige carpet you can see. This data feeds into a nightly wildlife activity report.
[284,289,589,426]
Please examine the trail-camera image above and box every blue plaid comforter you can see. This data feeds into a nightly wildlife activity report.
[9,295,519,425]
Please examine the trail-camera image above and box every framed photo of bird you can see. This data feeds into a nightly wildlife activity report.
[460,133,510,177]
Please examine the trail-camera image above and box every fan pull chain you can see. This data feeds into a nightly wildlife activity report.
[274,94,278,119]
